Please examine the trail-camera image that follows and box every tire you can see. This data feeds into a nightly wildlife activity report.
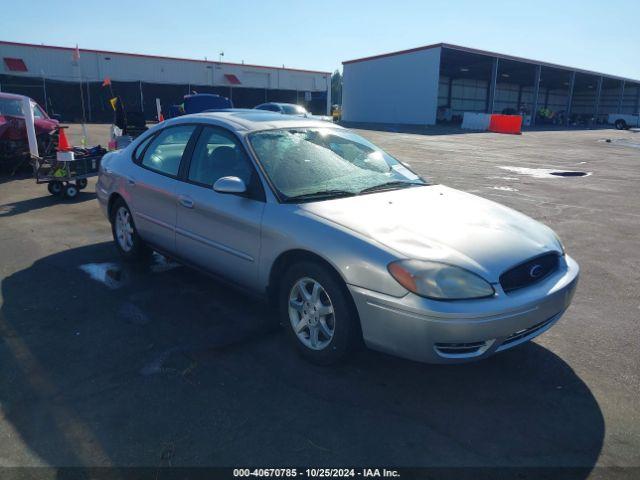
[76,178,88,190]
[110,198,152,262]
[47,181,63,195]
[615,119,627,130]
[279,260,360,365]
[63,183,78,199]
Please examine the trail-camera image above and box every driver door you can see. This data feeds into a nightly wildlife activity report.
[175,126,265,290]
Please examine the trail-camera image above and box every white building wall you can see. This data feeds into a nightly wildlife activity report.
[0,42,329,92]
[342,47,441,125]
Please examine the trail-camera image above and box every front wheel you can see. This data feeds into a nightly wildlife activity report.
[63,183,78,199]
[110,199,151,261]
[280,261,360,365]
[615,119,627,130]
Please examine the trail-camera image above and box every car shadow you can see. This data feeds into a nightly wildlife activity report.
[0,242,603,474]
[0,191,96,217]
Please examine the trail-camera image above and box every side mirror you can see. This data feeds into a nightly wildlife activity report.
[213,176,247,194]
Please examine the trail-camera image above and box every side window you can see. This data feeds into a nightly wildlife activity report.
[33,105,46,119]
[187,127,254,188]
[141,125,196,176]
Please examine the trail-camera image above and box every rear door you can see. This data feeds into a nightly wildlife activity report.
[127,124,197,253]
[175,126,266,289]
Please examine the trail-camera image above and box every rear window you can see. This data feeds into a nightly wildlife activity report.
[140,125,196,177]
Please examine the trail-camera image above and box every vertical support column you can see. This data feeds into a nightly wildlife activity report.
[139,81,144,115]
[326,74,331,116]
[594,76,603,122]
[487,57,499,113]
[617,80,625,114]
[447,76,453,107]
[565,72,576,126]
[42,76,48,112]
[530,65,542,127]
[635,85,640,114]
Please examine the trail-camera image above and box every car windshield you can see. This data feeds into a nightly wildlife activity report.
[0,98,25,116]
[249,127,427,202]
[281,105,307,115]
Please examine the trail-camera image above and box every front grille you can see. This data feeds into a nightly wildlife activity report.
[500,253,559,293]
[500,316,557,348]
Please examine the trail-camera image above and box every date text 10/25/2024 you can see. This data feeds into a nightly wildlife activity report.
[233,469,401,478]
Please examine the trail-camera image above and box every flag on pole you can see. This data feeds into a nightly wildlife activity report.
[102,77,111,87]
[109,97,118,111]
[72,44,80,62]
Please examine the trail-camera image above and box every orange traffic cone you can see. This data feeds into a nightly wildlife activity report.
[56,128,75,162]
[57,128,72,151]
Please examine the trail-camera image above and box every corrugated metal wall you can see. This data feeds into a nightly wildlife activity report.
[0,42,330,119]
[342,47,441,125]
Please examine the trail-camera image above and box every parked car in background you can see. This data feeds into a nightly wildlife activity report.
[608,113,640,130]
[168,93,234,119]
[254,102,332,122]
[0,92,59,167]
[97,110,579,365]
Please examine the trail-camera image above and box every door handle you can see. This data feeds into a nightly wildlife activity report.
[126,176,136,186]
[178,195,194,209]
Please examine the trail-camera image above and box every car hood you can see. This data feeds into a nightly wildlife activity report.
[301,185,561,282]
[0,115,58,140]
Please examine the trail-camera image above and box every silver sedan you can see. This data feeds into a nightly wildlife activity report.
[96,111,579,365]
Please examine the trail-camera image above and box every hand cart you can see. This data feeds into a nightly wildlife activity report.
[33,151,104,199]
[31,124,106,199]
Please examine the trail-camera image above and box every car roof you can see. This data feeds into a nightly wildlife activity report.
[0,92,28,101]
[166,109,342,133]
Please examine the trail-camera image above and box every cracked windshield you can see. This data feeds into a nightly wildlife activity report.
[249,128,427,201]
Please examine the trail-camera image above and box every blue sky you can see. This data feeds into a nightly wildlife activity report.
[2,0,639,79]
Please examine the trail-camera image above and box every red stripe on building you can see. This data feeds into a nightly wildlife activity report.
[3,57,28,72]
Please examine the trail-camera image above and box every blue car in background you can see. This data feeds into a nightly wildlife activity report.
[168,93,233,118]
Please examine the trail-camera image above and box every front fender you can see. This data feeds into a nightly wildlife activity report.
[258,204,408,297]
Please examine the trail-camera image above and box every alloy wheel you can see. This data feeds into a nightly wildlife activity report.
[288,277,335,350]
[115,207,134,252]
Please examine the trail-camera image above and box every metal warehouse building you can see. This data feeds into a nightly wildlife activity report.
[342,43,640,127]
[0,40,331,122]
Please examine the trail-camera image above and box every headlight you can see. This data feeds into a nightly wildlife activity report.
[388,260,495,300]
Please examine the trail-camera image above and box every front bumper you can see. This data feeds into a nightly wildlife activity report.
[349,254,579,364]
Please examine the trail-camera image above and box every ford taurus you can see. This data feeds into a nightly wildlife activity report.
[96,110,579,365]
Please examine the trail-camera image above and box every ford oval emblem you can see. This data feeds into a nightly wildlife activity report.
[529,264,543,278]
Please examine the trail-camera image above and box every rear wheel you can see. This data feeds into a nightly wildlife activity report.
[615,119,627,130]
[110,198,151,261]
[47,181,63,195]
[76,178,88,190]
[280,261,360,365]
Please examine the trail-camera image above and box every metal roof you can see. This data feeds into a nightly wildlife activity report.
[0,40,331,75]
[343,42,640,84]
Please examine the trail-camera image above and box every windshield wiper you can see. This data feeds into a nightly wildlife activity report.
[283,189,357,203]
[359,181,424,194]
